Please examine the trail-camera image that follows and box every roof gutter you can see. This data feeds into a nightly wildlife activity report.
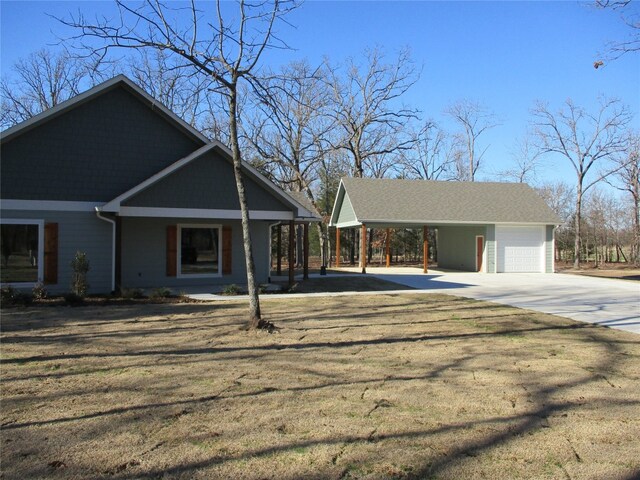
[94,207,116,293]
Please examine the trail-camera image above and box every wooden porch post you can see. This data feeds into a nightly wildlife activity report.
[335,227,341,268]
[288,220,295,287]
[303,222,309,280]
[276,224,282,276]
[423,225,429,274]
[386,228,391,268]
[361,223,367,274]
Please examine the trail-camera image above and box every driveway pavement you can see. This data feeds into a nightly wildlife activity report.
[365,267,640,334]
[187,267,640,334]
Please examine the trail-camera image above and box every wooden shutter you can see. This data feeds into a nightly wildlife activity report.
[43,223,58,285]
[166,225,177,277]
[222,226,232,275]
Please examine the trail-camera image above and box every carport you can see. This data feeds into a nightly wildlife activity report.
[329,178,561,274]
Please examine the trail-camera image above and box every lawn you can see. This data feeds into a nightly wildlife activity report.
[1,294,639,480]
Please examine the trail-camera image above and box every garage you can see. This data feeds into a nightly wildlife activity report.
[496,225,545,273]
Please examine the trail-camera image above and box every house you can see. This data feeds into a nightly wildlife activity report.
[329,177,561,273]
[0,75,316,293]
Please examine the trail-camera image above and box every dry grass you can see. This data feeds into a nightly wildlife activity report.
[1,294,639,480]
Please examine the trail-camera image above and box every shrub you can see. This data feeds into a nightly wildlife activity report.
[1,287,32,306]
[70,251,90,297]
[150,287,172,299]
[64,292,84,306]
[120,287,145,299]
[222,284,241,295]
[32,282,48,300]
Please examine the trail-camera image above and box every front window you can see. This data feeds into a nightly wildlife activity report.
[178,225,221,277]
[1,221,43,284]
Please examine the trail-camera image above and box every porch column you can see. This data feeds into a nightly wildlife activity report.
[303,222,309,280]
[386,228,391,268]
[423,225,429,274]
[361,223,367,274]
[335,227,341,268]
[288,220,295,287]
[276,224,282,276]
[115,216,122,293]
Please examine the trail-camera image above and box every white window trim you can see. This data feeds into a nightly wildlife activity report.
[0,219,45,287]
[177,223,223,279]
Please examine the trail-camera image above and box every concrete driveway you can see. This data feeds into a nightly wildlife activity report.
[364,267,640,334]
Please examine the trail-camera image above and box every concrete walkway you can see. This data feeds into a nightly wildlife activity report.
[187,268,640,334]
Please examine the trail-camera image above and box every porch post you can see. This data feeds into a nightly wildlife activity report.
[288,220,295,287]
[335,227,341,268]
[423,225,428,274]
[386,228,391,268]
[115,216,122,292]
[361,223,367,274]
[276,224,282,276]
[303,222,309,280]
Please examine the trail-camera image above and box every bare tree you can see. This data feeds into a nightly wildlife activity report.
[607,131,640,264]
[594,0,639,66]
[536,181,576,262]
[532,97,632,267]
[400,121,457,180]
[499,134,541,183]
[1,48,105,129]
[60,0,298,329]
[326,47,419,179]
[445,99,498,182]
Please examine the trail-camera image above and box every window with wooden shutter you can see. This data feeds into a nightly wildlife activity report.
[44,223,58,284]
[166,225,177,277]
[222,226,232,275]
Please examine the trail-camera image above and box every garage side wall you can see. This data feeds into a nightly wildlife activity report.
[546,225,554,273]
[486,225,496,273]
[437,226,487,272]
[120,217,271,289]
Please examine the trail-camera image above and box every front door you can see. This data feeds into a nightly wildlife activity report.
[476,236,484,272]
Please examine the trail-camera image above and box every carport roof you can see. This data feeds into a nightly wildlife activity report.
[329,177,562,228]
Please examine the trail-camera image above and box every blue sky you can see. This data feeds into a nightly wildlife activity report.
[1,1,639,187]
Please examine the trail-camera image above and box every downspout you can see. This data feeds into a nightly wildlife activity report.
[95,207,116,293]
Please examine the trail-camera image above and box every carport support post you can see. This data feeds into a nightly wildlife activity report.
[386,228,391,268]
[303,222,309,280]
[423,225,428,274]
[335,227,341,268]
[361,223,367,274]
[288,220,295,287]
[276,224,282,276]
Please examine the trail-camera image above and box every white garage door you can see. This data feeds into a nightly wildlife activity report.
[496,226,544,273]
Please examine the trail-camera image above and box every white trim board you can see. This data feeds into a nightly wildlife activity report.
[119,206,294,220]
[1,199,101,212]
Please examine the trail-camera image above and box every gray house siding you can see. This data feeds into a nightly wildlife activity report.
[546,225,555,273]
[485,224,496,273]
[120,217,271,289]
[123,152,292,212]
[1,210,112,293]
[437,225,487,272]
[335,192,357,225]
[1,86,203,202]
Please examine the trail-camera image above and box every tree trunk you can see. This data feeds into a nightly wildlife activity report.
[316,223,326,266]
[228,85,261,327]
[574,184,583,268]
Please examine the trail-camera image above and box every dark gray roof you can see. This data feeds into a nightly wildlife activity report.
[331,178,561,226]
[286,191,322,220]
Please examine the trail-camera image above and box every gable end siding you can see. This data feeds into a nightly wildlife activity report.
[1,86,203,202]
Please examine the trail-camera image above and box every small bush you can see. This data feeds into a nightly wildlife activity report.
[1,287,33,306]
[64,292,84,306]
[222,284,241,295]
[287,282,299,293]
[32,282,48,300]
[259,284,268,294]
[70,251,90,297]
[120,287,145,299]
[150,287,172,299]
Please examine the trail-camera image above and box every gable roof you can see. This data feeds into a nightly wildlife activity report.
[100,141,318,220]
[285,191,322,221]
[0,75,208,145]
[330,177,562,227]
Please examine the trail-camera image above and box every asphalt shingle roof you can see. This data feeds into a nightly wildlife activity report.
[335,178,561,226]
